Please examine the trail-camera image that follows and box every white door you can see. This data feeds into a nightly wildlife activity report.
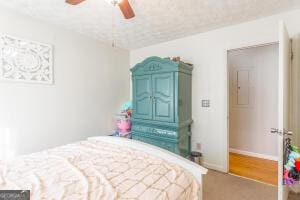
[278,21,291,200]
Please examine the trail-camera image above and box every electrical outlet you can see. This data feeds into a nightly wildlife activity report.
[196,143,201,150]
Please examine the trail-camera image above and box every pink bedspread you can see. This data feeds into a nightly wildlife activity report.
[0,139,201,199]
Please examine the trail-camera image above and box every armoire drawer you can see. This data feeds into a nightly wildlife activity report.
[132,134,176,152]
[131,125,177,139]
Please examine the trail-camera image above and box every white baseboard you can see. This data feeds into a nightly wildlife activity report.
[202,162,226,172]
[229,148,278,161]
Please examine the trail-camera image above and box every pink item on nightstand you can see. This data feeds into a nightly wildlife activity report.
[117,120,131,133]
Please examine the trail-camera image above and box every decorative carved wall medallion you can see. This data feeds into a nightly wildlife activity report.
[0,35,53,84]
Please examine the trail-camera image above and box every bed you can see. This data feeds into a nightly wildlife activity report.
[0,136,207,200]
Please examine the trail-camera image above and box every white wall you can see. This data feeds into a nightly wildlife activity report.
[0,6,130,158]
[130,9,300,171]
[228,44,278,159]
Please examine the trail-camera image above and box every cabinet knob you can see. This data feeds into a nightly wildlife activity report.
[149,96,156,101]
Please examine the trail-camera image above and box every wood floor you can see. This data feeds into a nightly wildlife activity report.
[229,153,278,186]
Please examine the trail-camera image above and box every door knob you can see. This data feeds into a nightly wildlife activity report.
[270,128,293,136]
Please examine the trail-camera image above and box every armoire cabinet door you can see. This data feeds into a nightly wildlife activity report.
[133,75,153,120]
[152,72,175,122]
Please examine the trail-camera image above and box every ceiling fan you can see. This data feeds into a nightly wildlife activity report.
[65,0,135,19]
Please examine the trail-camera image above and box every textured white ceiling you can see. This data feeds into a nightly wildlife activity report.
[0,0,300,49]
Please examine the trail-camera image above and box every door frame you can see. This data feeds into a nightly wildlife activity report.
[225,41,279,173]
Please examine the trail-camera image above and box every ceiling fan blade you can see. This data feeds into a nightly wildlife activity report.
[65,0,85,5]
[118,0,135,19]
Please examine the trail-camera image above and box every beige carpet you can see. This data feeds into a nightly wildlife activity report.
[288,192,300,200]
[203,170,277,200]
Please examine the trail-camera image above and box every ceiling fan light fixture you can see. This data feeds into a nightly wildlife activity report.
[65,0,86,5]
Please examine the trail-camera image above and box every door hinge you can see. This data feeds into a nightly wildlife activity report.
[290,39,294,60]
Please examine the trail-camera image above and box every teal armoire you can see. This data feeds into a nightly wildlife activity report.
[130,56,193,157]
